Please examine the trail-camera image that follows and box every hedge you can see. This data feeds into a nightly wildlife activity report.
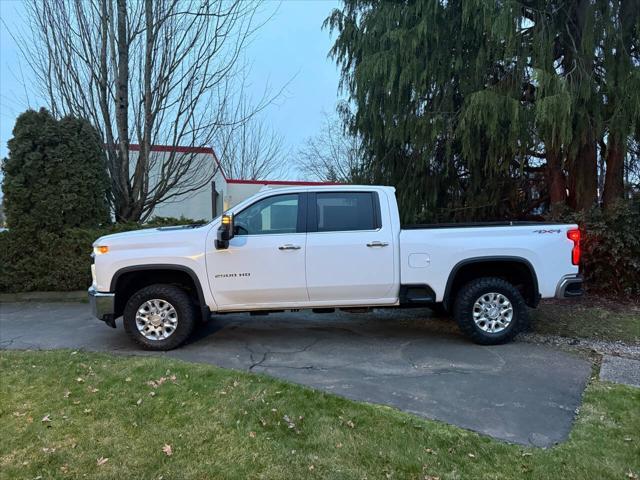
[570,202,640,298]
[0,218,204,293]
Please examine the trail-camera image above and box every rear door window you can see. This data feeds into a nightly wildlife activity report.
[315,192,379,232]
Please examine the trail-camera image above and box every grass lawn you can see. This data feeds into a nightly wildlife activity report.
[1,351,639,479]
[532,297,640,344]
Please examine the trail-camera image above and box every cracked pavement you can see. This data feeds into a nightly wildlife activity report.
[0,301,591,447]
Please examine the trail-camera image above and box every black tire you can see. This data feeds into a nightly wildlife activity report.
[123,284,197,351]
[453,277,529,345]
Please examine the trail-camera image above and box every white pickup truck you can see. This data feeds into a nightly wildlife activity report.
[89,185,583,350]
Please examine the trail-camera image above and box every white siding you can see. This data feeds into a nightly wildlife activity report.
[128,146,324,221]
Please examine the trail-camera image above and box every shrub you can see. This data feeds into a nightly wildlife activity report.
[550,201,640,298]
[579,202,640,298]
[1,109,110,232]
[0,217,205,293]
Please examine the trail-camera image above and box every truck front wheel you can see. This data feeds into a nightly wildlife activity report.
[123,284,197,351]
[453,277,529,345]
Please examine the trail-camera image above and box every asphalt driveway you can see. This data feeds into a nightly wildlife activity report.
[0,302,591,447]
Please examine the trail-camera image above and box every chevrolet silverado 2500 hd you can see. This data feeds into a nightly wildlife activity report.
[88,185,583,350]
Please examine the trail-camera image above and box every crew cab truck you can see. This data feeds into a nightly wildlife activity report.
[89,185,583,350]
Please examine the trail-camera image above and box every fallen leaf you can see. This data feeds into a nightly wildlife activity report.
[136,398,143,405]
[42,447,56,453]
[96,457,109,466]
[149,391,156,397]
[283,415,296,429]
[336,443,343,448]
[522,452,533,457]
[84,409,92,413]
[249,431,256,438]
[468,453,476,459]
[308,465,315,471]
[346,420,355,429]
[627,471,638,480]
[41,414,51,423]
[63,390,71,398]
[425,448,436,455]
[60,464,69,473]
[76,377,84,383]
[12,411,26,417]
[88,387,99,393]
[125,377,131,382]
[162,444,173,456]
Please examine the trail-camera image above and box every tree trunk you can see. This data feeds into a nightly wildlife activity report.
[545,149,566,206]
[602,134,626,208]
[115,0,133,221]
[567,134,598,211]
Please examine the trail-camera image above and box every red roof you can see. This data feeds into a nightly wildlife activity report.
[128,143,336,185]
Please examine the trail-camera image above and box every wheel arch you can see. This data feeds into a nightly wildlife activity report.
[110,264,209,320]
[443,256,540,309]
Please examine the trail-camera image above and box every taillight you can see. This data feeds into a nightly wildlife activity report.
[567,228,581,265]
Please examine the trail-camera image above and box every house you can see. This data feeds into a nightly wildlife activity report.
[130,144,333,221]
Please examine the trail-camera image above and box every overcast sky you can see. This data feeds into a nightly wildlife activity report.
[0,0,343,180]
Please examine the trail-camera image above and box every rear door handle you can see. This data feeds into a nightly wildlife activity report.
[278,244,301,250]
[366,241,389,247]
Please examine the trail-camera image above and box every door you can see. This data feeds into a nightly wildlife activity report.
[209,193,308,308]
[305,191,396,303]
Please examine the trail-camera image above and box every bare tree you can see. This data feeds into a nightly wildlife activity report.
[21,0,274,221]
[215,98,287,180]
[298,113,362,183]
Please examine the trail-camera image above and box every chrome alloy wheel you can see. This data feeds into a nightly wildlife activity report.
[472,292,513,333]
[135,299,178,340]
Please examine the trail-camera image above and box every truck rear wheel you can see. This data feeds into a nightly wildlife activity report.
[123,284,196,351]
[453,277,528,345]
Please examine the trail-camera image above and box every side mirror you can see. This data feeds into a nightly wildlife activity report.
[215,214,234,249]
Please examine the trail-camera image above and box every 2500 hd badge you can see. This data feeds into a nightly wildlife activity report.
[214,273,251,278]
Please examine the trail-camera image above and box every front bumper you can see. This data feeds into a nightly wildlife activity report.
[555,274,584,299]
[88,287,116,327]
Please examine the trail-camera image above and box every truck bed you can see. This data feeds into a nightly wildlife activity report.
[399,222,578,301]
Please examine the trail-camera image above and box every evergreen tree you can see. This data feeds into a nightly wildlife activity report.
[2,109,110,231]
[327,0,639,220]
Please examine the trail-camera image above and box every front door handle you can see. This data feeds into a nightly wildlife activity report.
[278,244,301,250]
[366,241,389,247]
